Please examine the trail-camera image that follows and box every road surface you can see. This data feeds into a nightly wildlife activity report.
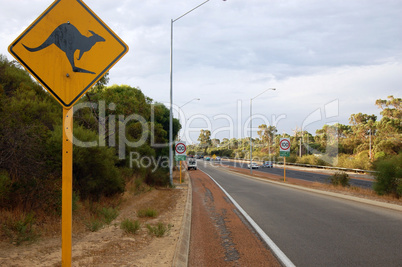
[198,162,402,266]
[217,160,373,188]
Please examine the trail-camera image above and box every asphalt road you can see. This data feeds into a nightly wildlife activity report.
[216,160,373,188]
[198,162,402,267]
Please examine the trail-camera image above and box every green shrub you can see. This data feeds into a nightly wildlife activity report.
[297,155,328,166]
[285,154,298,163]
[47,125,125,201]
[374,151,386,160]
[99,207,119,225]
[145,168,170,187]
[353,151,372,170]
[85,217,104,232]
[336,154,354,169]
[337,151,372,170]
[0,170,11,203]
[137,208,158,218]
[146,222,172,237]
[55,191,80,216]
[373,154,402,198]
[330,171,350,187]
[134,177,143,190]
[120,219,141,234]
[2,212,40,245]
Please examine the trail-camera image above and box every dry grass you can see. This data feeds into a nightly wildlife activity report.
[0,192,125,245]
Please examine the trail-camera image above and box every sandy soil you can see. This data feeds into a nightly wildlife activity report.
[0,175,189,267]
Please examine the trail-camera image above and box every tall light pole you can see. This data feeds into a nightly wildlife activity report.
[250,88,276,174]
[178,98,200,140]
[169,0,212,186]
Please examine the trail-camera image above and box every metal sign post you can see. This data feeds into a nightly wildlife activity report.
[175,141,187,184]
[279,138,290,182]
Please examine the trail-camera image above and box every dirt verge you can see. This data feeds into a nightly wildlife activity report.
[0,173,189,267]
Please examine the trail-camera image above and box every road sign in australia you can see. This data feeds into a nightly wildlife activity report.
[279,138,291,157]
[175,141,187,161]
[8,0,128,108]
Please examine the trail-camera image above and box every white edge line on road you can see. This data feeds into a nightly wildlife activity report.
[200,169,296,267]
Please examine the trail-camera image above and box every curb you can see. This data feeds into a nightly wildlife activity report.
[172,170,192,267]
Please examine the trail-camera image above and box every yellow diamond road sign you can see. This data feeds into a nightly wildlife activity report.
[8,0,128,108]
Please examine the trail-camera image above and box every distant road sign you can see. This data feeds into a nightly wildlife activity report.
[279,138,290,157]
[175,142,187,155]
[175,141,187,161]
[8,0,128,108]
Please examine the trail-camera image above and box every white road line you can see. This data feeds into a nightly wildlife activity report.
[200,169,296,267]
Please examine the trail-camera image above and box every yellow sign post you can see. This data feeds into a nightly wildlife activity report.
[8,0,128,265]
[279,138,290,182]
[284,157,286,182]
[180,161,182,184]
[62,108,73,265]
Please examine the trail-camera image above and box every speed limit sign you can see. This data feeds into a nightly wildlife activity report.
[175,141,187,161]
[279,138,290,157]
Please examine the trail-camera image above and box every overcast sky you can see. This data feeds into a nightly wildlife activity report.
[1,0,401,144]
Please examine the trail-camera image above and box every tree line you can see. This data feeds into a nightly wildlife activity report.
[189,96,401,197]
[190,95,400,170]
[0,55,180,212]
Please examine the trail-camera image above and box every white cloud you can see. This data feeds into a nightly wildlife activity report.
[1,0,401,142]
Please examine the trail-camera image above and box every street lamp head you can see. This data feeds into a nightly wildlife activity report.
[252,87,276,100]
[180,97,201,108]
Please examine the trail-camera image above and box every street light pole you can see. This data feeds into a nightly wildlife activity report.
[250,98,253,174]
[169,0,211,186]
[178,98,200,140]
[250,88,276,175]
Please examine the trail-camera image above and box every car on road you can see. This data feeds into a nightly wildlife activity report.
[262,161,273,168]
[247,162,259,169]
[205,157,210,161]
[187,159,197,170]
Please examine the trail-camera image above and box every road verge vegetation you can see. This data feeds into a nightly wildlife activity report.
[137,208,158,218]
[0,55,180,245]
[146,222,172,237]
[120,219,141,235]
[329,171,350,187]
[373,153,402,198]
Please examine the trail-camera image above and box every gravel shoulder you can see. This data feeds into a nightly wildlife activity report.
[189,169,281,266]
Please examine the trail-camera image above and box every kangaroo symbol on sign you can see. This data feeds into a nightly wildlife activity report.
[22,22,105,74]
